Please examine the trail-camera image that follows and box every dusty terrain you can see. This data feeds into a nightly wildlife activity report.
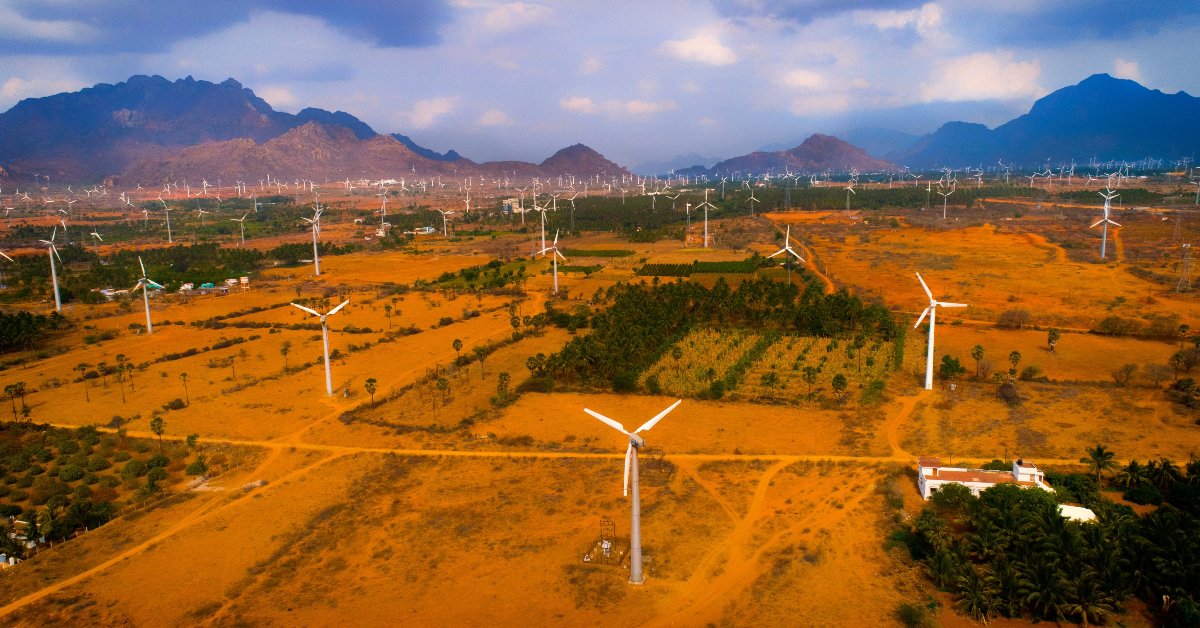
[0,199,1192,628]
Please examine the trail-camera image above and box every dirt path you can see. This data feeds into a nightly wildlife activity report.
[885,389,933,458]
[0,446,343,619]
[801,244,835,294]
[675,460,741,523]
[1112,226,1125,263]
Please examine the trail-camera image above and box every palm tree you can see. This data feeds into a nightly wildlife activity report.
[97,361,108,387]
[1024,559,1069,622]
[1080,444,1117,484]
[150,416,165,450]
[280,341,291,370]
[453,338,463,363]
[75,363,91,402]
[364,377,377,403]
[179,372,189,405]
[1149,458,1183,489]
[954,567,995,622]
[1065,577,1115,626]
[3,383,18,419]
[1115,460,1149,488]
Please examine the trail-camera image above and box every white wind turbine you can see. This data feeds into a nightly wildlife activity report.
[0,249,11,289]
[768,225,805,284]
[585,399,682,585]
[132,257,165,334]
[196,208,210,226]
[844,183,856,215]
[538,229,567,294]
[937,180,955,219]
[290,299,350,396]
[437,209,455,237]
[231,213,249,245]
[89,229,103,256]
[1093,188,1121,259]
[38,228,63,312]
[913,272,967,390]
[302,207,323,275]
[164,206,174,243]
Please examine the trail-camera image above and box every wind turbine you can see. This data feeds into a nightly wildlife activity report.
[132,257,165,334]
[585,399,682,585]
[38,228,63,312]
[844,184,856,215]
[538,229,567,294]
[302,207,323,275]
[913,272,967,390]
[90,229,103,256]
[768,225,805,284]
[746,190,759,217]
[0,250,12,289]
[937,180,955,219]
[436,209,455,237]
[231,213,249,245]
[1092,188,1121,259]
[164,206,174,243]
[290,299,350,396]
[196,208,210,226]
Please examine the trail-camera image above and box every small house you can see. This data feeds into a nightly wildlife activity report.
[917,457,1055,499]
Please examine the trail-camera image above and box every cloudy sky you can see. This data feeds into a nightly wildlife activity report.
[2,0,1198,168]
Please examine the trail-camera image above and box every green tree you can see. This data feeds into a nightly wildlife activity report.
[473,346,487,379]
[179,372,190,405]
[939,355,966,384]
[4,383,19,420]
[1008,351,1021,376]
[364,377,378,403]
[437,377,449,405]
[150,416,165,450]
[801,366,818,399]
[186,433,199,448]
[1047,328,1061,353]
[852,335,867,372]
[97,361,108,387]
[1064,577,1114,627]
[115,354,127,403]
[496,372,510,398]
[1079,444,1116,484]
[280,341,292,370]
[1115,459,1148,488]
[75,363,92,402]
[671,346,683,370]
[125,362,136,392]
[384,304,393,329]
[453,338,463,362]
[1181,324,1191,348]
[971,344,985,378]
[831,374,848,398]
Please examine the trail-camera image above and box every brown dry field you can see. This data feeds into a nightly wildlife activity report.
[0,210,1191,628]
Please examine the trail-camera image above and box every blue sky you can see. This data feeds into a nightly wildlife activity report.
[2,0,1198,168]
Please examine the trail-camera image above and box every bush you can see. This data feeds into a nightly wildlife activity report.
[58,464,86,482]
[1125,485,1163,505]
[996,309,1032,329]
[134,442,150,453]
[165,398,185,411]
[0,504,22,517]
[147,467,168,483]
[1018,365,1042,381]
[7,457,28,473]
[87,457,112,472]
[147,454,169,468]
[82,472,99,485]
[980,459,1009,471]
[185,460,208,476]
[7,489,27,502]
[612,370,639,393]
[645,374,662,395]
[99,475,121,488]
[57,440,80,455]
[930,482,976,512]
[710,379,725,399]
[27,464,44,476]
[73,484,92,499]
[121,459,148,479]
[0,484,8,497]
[113,451,132,462]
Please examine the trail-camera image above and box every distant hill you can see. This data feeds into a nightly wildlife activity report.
[633,152,724,176]
[685,134,892,177]
[122,123,629,184]
[840,127,920,159]
[892,74,1200,168]
[390,133,462,162]
[0,74,382,181]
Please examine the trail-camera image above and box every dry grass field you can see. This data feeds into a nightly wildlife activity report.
[0,205,1192,628]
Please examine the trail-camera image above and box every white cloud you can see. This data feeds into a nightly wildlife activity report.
[626,100,677,114]
[0,76,87,104]
[660,30,737,66]
[1113,58,1141,81]
[579,58,603,75]
[855,3,943,37]
[258,86,297,108]
[399,96,459,128]
[919,51,1042,102]
[0,9,95,43]
[783,70,826,90]
[484,3,552,30]
[560,96,597,113]
[790,93,850,116]
[478,109,511,125]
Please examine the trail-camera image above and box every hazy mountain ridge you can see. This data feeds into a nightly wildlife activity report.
[681,134,892,177]
[893,74,1200,168]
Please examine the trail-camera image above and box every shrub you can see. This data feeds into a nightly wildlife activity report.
[0,504,22,517]
[147,467,168,483]
[58,464,86,482]
[645,374,662,395]
[438,316,454,327]
[121,459,148,479]
[57,440,80,455]
[930,482,975,512]
[7,457,28,473]
[16,475,33,488]
[99,475,121,488]
[27,464,44,476]
[710,379,725,399]
[1097,315,1142,337]
[1125,485,1163,505]
[87,457,112,472]
[73,484,92,499]
[0,484,8,497]
[185,459,208,476]
[82,472,99,485]
[2,474,15,485]
[165,398,186,411]
[147,454,169,468]
[1112,364,1138,386]
[113,451,132,462]
[612,370,639,393]
[1018,365,1042,381]
[996,309,1032,329]
[134,442,150,453]
[980,459,1009,471]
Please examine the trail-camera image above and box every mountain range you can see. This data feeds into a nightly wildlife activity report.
[891,74,1200,168]
[675,134,892,177]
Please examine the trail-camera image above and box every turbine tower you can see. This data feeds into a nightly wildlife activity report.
[290,299,350,396]
[538,229,567,294]
[302,206,323,275]
[38,227,63,311]
[913,272,967,390]
[586,399,682,585]
[1092,188,1121,259]
[132,257,165,334]
[231,213,249,245]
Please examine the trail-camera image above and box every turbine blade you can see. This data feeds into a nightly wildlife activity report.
[938,303,968,308]
[131,282,142,292]
[147,280,165,289]
[290,303,321,317]
[1090,219,1104,228]
[584,408,628,434]
[327,299,351,316]
[623,443,632,497]
[767,248,786,258]
[915,272,933,300]
[0,251,12,262]
[139,256,146,277]
[635,399,682,433]
[914,307,929,328]
[1108,220,1121,227]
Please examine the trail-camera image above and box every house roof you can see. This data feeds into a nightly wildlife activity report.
[925,469,1029,485]
[917,457,941,468]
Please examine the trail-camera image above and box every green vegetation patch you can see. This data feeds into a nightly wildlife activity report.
[561,249,635,258]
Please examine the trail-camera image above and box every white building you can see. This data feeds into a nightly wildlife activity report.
[917,457,1055,499]
[1058,505,1097,522]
